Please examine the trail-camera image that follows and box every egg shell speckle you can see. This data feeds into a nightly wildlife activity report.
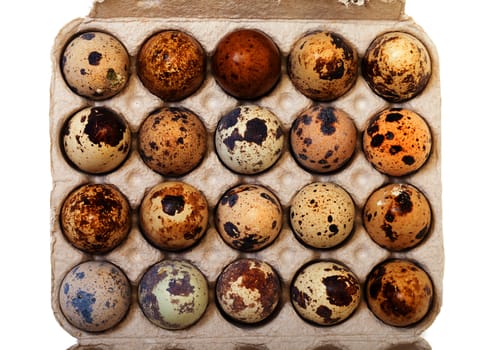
[363,107,432,177]
[290,105,357,173]
[291,260,361,326]
[364,183,432,251]
[366,259,434,327]
[61,31,129,100]
[138,259,209,330]
[62,106,131,174]
[216,258,281,324]
[60,183,131,254]
[59,261,131,332]
[215,105,284,174]
[290,182,355,249]
[215,184,283,252]
[139,181,209,251]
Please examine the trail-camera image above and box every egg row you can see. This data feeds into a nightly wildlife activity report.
[59,257,434,333]
[61,104,432,177]
[60,180,432,255]
[61,29,431,103]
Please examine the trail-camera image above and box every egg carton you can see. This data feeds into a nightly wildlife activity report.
[49,0,443,349]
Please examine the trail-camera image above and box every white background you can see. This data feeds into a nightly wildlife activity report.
[1,0,493,348]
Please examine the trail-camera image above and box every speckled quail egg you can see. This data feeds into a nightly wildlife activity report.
[216,258,281,324]
[62,106,131,174]
[290,182,355,249]
[216,184,283,251]
[362,31,432,102]
[138,107,207,176]
[60,183,131,254]
[138,259,209,330]
[288,30,358,101]
[139,181,209,251]
[61,31,129,100]
[212,28,281,99]
[364,183,431,251]
[215,105,284,174]
[137,30,206,101]
[366,259,433,327]
[291,260,361,326]
[59,260,131,332]
[363,108,432,176]
[290,105,356,173]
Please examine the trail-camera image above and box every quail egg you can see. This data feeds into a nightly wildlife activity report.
[212,28,281,99]
[363,108,432,176]
[215,105,284,174]
[366,259,434,327]
[137,30,206,101]
[290,182,355,249]
[364,183,431,251]
[60,183,131,254]
[61,31,129,100]
[59,260,131,332]
[216,258,281,324]
[62,106,131,174]
[139,181,209,251]
[138,107,207,176]
[291,260,361,326]
[290,105,357,173]
[216,184,283,251]
[288,30,358,101]
[362,31,432,102]
[138,259,209,330]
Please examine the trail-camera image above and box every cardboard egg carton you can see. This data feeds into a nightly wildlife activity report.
[49,1,443,349]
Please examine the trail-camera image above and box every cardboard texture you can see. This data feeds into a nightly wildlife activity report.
[50,1,442,349]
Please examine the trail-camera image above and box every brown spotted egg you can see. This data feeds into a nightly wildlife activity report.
[290,105,356,173]
[62,106,131,174]
[364,183,431,251]
[290,182,355,249]
[60,184,131,254]
[366,259,433,327]
[288,30,358,101]
[216,184,283,252]
[216,259,281,324]
[61,31,129,100]
[363,108,432,176]
[138,107,207,176]
[139,181,209,251]
[362,32,432,102]
[215,105,284,174]
[291,260,361,326]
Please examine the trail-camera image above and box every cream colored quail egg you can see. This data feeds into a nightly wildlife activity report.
[61,31,129,100]
[59,260,131,332]
[138,259,209,330]
[215,105,284,174]
[291,260,361,326]
[290,182,355,249]
[216,184,283,251]
[62,106,131,174]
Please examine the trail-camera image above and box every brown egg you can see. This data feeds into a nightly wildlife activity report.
[366,259,434,327]
[216,184,283,252]
[288,31,358,101]
[290,105,356,173]
[212,29,281,99]
[60,183,131,254]
[363,183,431,251]
[362,31,432,102]
[363,108,432,176]
[137,30,206,101]
[216,258,281,324]
[138,107,207,176]
[139,181,209,251]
